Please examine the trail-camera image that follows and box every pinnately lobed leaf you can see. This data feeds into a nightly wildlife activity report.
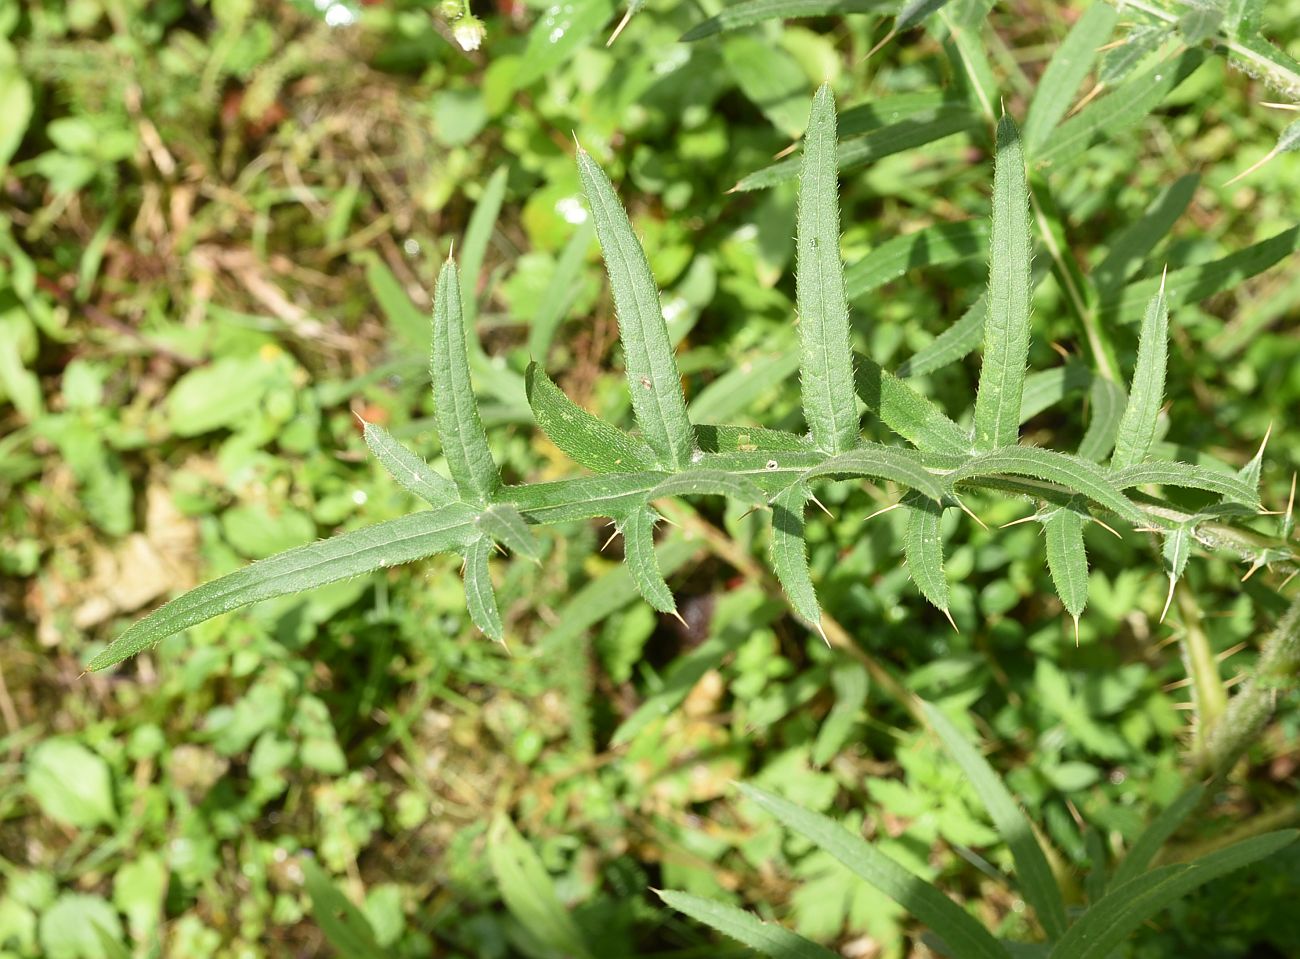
[432,259,500,505]
[904,497,950,614]
[656,890,839,959]
[738,784,1012,959]
[1044,508,1089,623]
[361,419,458,508]
[1111,284,1169,470]
[771,484,821,630]
[950,447,1145,526]
[463,535,503,642]
[973,115,1033,451]
[801,444,947,502]
[796,84,860,455]
[577,147,696,469]
[620,506,676,614]
[475,503,542,562]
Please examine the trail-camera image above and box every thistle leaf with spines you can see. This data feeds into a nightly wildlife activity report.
[1111,282,1169,470]
[801,444,948,502]
[476,504,542,563]
[796,84,860,455]
[1043,508,1089,626]
[620,506,676,615]
[950,447,1145,526]
[771,484,821,632]
[577,146,695,470]
[973,115,1033,451]
[904,496,951,618]
[1112,461,1261,508]
[432,258,500,505]
[525,362,658,473]
[360,418,458,508]
[463,535,503,642]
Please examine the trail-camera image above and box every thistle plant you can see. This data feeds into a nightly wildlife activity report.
[88,84,1289,679]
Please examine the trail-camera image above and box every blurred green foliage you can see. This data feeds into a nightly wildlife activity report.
[2,0,1300,957]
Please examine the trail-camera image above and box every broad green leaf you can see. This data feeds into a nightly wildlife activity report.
[1112,461,1261,507]
[796,84,859,455]
[973,116,1033,452]
[621,505,675,614]
[460,165,509,330]
[734,107,978,191]
[578,148,695,469]
[1047,831,1298,959]
[950,448,1144,525]
[1035,50,1207,169]
[527,219,594,359]
[844,220,989,300]
[921,702,1067,939]
[87,505,478,670]
[1077,375,1126,462]
[1111,286,1168,470]
[657,890,839,959]
[476,503,541,562]
[1021,3,1120,153]
[1094,174,1199,294]
[432,259,500,505]
[1099,226,1300,326]
[488,816,594,959]
[648,469,765,505]
[525,363,658,472]
[812,663,869,767]
[513,0,614,90]
[361,419,457,508]
[854,358,971,456]
[739,784,1012,959]
[904,497,949,614]
[463,535,503,641]
[895,0,954,31]
[1020,363,1094,424]
[302,860,386,959]
[1044,508,1089,623]
[681,0,891,41]
[1109,784,1205,891]
[897,294,987,378]
[771,484,821,629]
[802,444,947,502]
[26,739,116,828]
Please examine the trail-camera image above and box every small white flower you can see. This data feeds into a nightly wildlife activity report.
[453,15,485,51]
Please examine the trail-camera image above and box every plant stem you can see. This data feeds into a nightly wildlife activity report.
[1174,588,1228,753]
[1200,593,1300,777]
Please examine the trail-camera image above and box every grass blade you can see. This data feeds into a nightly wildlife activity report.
[1109,784,1205,891]
[681,0,890,41]
[734,108,977,191]
[1044,508,1089,625]
[854,358,971,456]
[771,484,821,630]
[921,701,1068,939]
[360,418,458,508]
[1047,832,1298,959]
[87,505,478,670]
[1021,3,1120,153]
[1112,461,1261,508]
[739,784,1012,959]
[657,891,840,959]
[904,496,950,615]
[1076,375,1126,462]
[689,350,802,423]
[802,444,947,502]
[895,0,953,31]
[897,294,987,378]
[525,362,658,473]
[463,535,503,641]
[1094,175,1198,294]
[1111,285,1168,470]
[460,165,508,331]
[621,505,676,615]
[1020,363,1094,424]
[1098,226,1300,326]
[973,116,1033,452]
[476,503,541,562]
[1035,50,1207,169]
[432,258,500,505]
[488,816,594,959]
[844,220,989,300]
[527,219,594,360]
[513,0,614,91]
[796,84,859,455]
[578,147,695,469]
[950,448,1144,525]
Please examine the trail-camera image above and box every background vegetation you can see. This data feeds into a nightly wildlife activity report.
[2,0,1298,956]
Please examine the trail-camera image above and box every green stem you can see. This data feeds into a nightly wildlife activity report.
[1174,588,1229,753]
[1200,594,1300,778]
